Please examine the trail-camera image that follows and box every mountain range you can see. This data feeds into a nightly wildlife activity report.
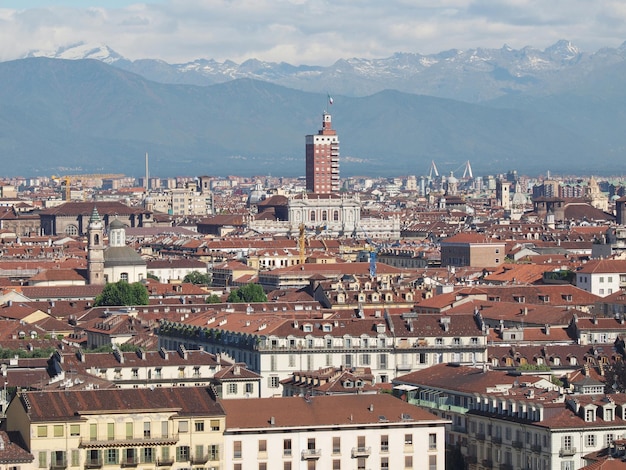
[0,41,625,178]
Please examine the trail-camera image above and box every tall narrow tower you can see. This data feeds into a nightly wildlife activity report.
[87,206,105,285]
[306,112,339,194]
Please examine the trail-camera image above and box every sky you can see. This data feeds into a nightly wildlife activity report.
[1,0,626,65]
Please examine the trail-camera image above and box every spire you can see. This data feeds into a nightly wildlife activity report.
[89,205,101,223]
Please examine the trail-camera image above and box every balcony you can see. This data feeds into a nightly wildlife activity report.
[190,455,209,465]
[120,458,139,467]
[531,444,542,453]
[156,458,175,467]
[301,449,322,460]
[475,433,486,441]
[396,363,412,371]
[51,459,68,470]
[512,440,524,449]
[351,447,371,458]
[80,434,179,448]
[84,459,102,469]
[492,436,502,444]
[482,459,494,468]
[559,447,576,457]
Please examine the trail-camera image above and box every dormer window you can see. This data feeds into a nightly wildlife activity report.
[585,408,595,422]
[303,324,313,333]
[376,324,386,334]
[539,295,550,303]
[435,338,443,345]
[322,323,332,332]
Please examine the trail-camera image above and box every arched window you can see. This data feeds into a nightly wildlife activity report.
[65,224,78,236]
[94,234,100,245]
[120,273,129,282]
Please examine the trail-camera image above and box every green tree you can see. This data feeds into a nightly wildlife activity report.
[205,294,222,304]
[146,272,160,281]
[226,283,267,303]
[183,271,211,285]
[94,281,149,307]
[605,361,626,393]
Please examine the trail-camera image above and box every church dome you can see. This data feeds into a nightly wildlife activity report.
[109,219,126,230]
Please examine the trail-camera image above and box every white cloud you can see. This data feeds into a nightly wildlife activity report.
[0,0,625,64]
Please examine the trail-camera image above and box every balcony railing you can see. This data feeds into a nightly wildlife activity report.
[51,459,68,470]
[531,444,542,453]
[156,458,175,467]
[351,446,371,458]
[190,455,209,465]
[492,436,502,444]
[559,447,576,457]
[512,440,524,449]
[84,459,103,469]
[301,449,322,460]
[476,433,486,441]
[80,434,179,448]
[120,458,139,467]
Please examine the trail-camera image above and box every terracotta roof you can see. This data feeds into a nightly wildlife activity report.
[221,393,443,429]
[0,431,33,464]
[18,386,225,421]
[39,201,145,216]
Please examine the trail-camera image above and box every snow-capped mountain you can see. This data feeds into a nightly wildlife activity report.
[22,40,626,103]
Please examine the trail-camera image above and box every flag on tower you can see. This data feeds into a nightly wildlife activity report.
[328,93,334,105]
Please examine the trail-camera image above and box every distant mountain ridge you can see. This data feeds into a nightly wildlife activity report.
[22,40,626,103]
[1,56,625,178]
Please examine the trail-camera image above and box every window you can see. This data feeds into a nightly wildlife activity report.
[125,422,133,439]
[143,422,151,438]
[381,434,389,452]
[259,440,267,453]
[405,433,413,445]
[562,462,575,470]
[37,426,47,438]
[38,452,46,468]
[453,337,460,345]
[284,463,292,470]
[53,425,64,437]
[107,422,115,440]
[332,460,341,470]
[208,445,219,461]
[161,421,168,438]
[606,433,615,447]
[178,420,189,433]
[210,419,220,431]
[429,433,437,450]
[259,464,267,470]
[381,457,389,469]
[120,272,129,282]
[89,423,97,441]
[435,338,443,345]
[194,421,204,432]
[283,439,292,457]
[405,455,413,469]
[234,441,242,459]
[142,448,154,464]
[131,368,139,379]
[227,382,238,395]
[308,438,316,450]
[105,449,118,465]
[176,446,190,462]
[269,376,280,388]
[333,436,341,454]
[429,455,437,470]
[245,383,254,394]
[585,409,595,422]
[70,424,80,437]
[586,434,596,447]
[71,449,79,466]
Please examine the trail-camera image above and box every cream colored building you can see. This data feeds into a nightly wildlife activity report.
[6,387,225,470]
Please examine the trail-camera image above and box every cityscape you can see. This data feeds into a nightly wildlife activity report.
[0,104,626,470]
[2,2,626,469]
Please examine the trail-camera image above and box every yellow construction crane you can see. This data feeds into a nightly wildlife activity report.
[51,173,125,201]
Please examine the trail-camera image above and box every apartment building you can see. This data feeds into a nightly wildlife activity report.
[575,259,626,297]
[158,310,487,397]
[5,387,226,470]
[393,363,626,470]
[221,393,448,470]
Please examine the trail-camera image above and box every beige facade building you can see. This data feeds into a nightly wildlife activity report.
[6,387,226,470]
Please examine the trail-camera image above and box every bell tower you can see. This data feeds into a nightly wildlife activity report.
[87,206,105,285]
